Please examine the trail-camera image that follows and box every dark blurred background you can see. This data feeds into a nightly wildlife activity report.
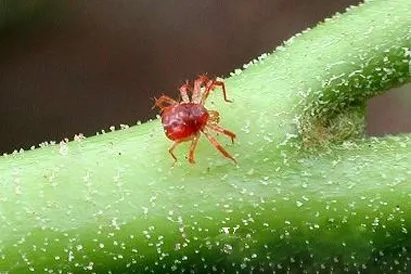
[0,0,410,154]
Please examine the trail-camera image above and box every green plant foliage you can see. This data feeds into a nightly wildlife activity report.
[0,0,410,273]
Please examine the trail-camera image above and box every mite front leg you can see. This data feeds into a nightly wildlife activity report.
[153,95,178,110]
[192,75,209,104]
[201,79,232,104]
[202,130,237,164]
[206,124,236,143]
[188,134,200,164]
[179,81,191,103]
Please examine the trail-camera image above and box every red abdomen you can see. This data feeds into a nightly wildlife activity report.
[161,103,209,140]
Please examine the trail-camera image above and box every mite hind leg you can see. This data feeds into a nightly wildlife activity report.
[202,130,237,164]
[206,124,236,143]
[187,134,200,164]
[168,140,183,165]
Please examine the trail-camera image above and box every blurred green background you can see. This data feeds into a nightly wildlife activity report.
[0,0,410,154]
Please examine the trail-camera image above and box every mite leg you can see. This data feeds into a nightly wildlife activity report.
[188,134,200,164]
[206,124,236,143]
[179,81,191,103]
[201,79,232,105]
[168,140,182,165]
[202,130,237,164]
[192,74,209,103]
[153,95,178,110]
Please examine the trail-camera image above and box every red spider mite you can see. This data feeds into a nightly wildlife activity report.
[153,75,237,164]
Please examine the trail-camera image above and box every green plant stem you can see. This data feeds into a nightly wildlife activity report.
[0,0,410,272]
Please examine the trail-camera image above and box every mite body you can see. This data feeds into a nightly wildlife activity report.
[154,75,236,164]
[161,103,208,141]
